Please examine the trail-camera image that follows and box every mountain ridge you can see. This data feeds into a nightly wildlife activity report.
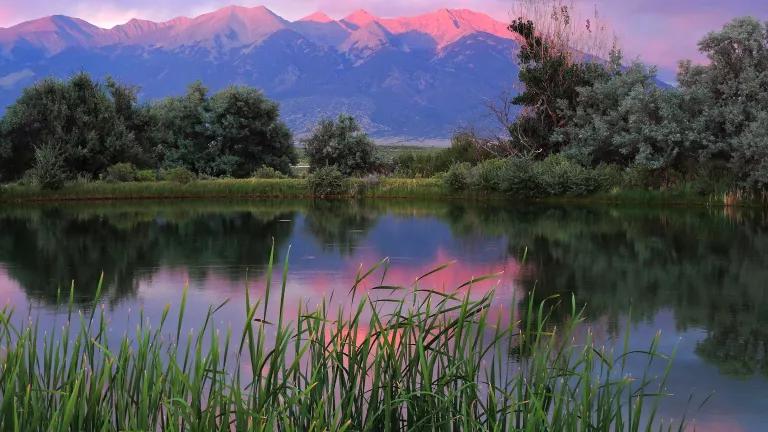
[0,5,523,139]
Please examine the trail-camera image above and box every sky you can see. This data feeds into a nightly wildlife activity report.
[0,0,766,77]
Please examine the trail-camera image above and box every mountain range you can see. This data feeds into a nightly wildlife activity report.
[0,5,523,140]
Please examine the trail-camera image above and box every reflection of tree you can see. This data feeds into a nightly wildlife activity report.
[303,200,380,256]
[442,203,768,377]
[0,205,295,305]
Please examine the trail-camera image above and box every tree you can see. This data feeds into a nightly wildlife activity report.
[0,73,154,181]
[507,1,612,158]
[154,84,296,177]
[207,87,296,177]
[151,82,209,174]
[677,17,768,189]
[553,60,698,173]
[303,115,377,176]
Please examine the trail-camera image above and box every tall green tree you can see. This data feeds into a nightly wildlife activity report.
[154,84,296,177]
[677,17,768,189]
[554,60,698,173]
[208,87,296,177]
[303,114,377,176]
[507,17,608,158]
[0,73,153,181]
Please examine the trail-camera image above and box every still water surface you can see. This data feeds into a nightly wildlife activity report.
[0,200,767,430]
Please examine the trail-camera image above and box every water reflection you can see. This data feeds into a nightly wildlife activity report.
[443,205,768,378]
[0,203,296,304]
[0,200,767,430]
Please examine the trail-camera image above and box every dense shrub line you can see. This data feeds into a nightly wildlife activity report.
[503,16,768,192]
[443,155,619,197]
[0,77,298,189]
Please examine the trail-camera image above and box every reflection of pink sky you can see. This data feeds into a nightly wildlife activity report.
[132,246,526,327]
[0,266,31,309]
[686,421,745,432]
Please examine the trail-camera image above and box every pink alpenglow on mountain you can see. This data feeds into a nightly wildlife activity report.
[299,12,335,24]
[0,5,525,139]
[379,9,518,48]
[0,5,518,54]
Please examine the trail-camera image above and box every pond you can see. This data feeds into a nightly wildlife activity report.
[0,199,766,431]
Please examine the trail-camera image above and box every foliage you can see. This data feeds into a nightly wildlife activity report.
[103,163,138,182]
[0,251,679,430]
[444,162,472,192]
[252,166,289,179]
[507,17,609,157]
[154,83,297,178]
[163,167,196,184]
[677,17,768,189]
[308,166,347,197]
[303,115,377,176]
[554,61,695,173]
[29,142,66,190]
[136,169,157,182]
[0,73,153,181]
[456,155,615,197]
[393,133,490,178]
[350,175,382,197]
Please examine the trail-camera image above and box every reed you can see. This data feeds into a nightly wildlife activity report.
[0,251,682,431]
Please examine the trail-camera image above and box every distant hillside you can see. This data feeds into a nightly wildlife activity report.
[0,6,523,139]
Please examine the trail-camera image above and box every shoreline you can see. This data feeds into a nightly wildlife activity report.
[1,177,764,209]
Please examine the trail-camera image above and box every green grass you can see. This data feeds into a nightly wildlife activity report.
[0,178,450,203]
[0,249,684,431]
[3,174,762,209]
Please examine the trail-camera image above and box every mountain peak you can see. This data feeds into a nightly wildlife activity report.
[379,8,517,48]
[158,4,288,48]
[299,12,334,24]
[203,5,281,21]
[342,9,378,29]
[0,14,111,54]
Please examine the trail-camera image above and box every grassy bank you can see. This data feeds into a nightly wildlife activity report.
[2,176,764,208]
[0,178,447,203]
[0,251,682,430]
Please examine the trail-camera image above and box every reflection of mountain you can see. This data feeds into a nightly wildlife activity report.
[0,6,522,138]
[0,204,296,304]
[442,204,768,377]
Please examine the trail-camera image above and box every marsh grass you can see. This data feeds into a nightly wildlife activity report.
[0,249,683,431]
[0,178,447,203]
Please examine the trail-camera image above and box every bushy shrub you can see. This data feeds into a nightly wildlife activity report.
[531,155,611,196]
[444,163,472,192]
[104,163,138,182]
[252,166,289,179]
[303,115,377,176]
[471,159,510,191]
[465,156,617,198]
[30,143,66,190]
[308,166,347,197]
[493,157,536,197]
[136,169,157,182]
[164,167,196,184]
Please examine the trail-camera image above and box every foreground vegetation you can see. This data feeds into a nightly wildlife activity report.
[0,251,683,430]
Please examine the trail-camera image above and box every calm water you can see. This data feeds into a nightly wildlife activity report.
[1,200,767,430]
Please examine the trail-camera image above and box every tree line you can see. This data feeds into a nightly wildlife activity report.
[499,13,768,191]
[0,76,298,187]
